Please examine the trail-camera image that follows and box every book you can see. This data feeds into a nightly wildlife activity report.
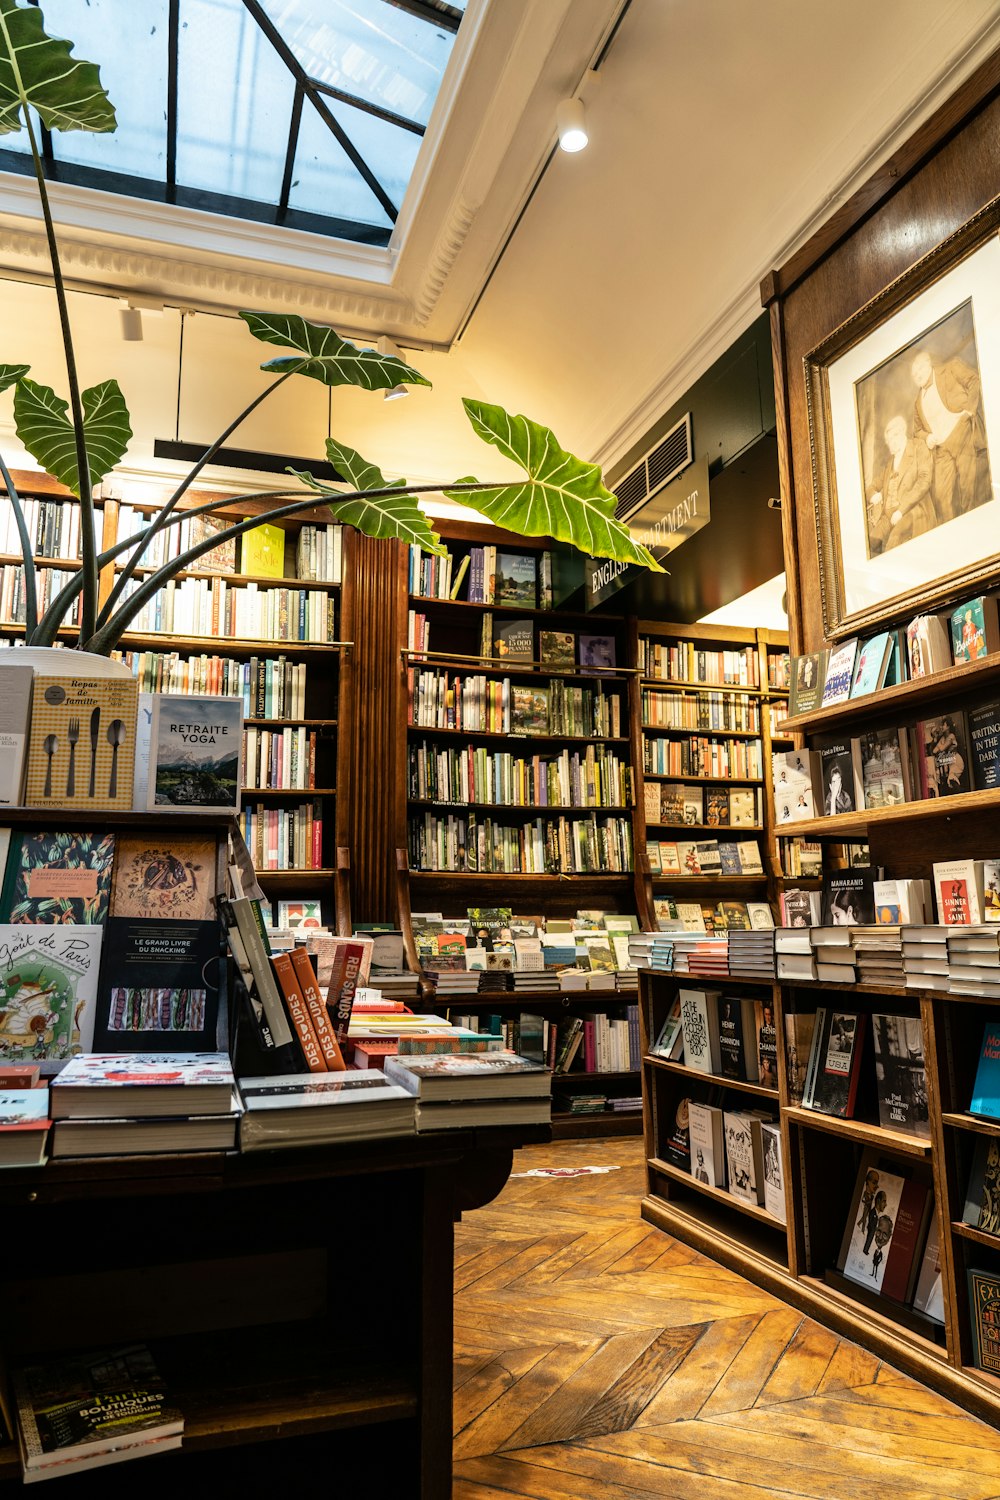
[50,1053,236,1118]
[14,1344,183,1483]
[816,735,858,816]
[852,727,911,809]
[277,900,324,929]
[913,712,971,797]
[0,1063,41,1089]
[0,923,101,1064]
[760,1121,785,1222]
[51,1107,240,1156]
[1,829,115,924]
[933,858,985,925]
[510,685,549,734]
[717,995,760,1082]
[241,521,285,578]
[222,896,293,1051]
[579,635,617,669]
[93,916,223,1053]
[906,612,952,677]
[651,996,684,1059]
[496,552,537,608]
[747,902,775,930]
[806,1009,866,1117]
[850,633,892,697]
[912,1217,945,1321]
[970,1019,1000,1119]
[841,1156,908,1295]
[664,1096,692,1169]
[493,619,533,660]
[291,945,347,1070]
[789,650,828,716]
[538,630,575,667]
[754,998,779,1089]
[967,700,1000,791]
[822,869,875,926]
[820,639,858,706]
[950,595,1000,663]
[964,1135,1000,1236]
[110,834,217,921]
[0,663,33,805]
[772,749,822,824]
[147,695,242,811]
[688,1101,725,1188]
[723,1110,767,1204]
[969,1267,1000,1373]
[678,988,722,1073]
[872,1013,930,1137]
[383,1050,550,1099]
[272,950,327,1073]
[0,1087,49,1167]
[23,676,138,811]
[238,1069,416,1149]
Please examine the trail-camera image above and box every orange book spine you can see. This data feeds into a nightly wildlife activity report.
[271,951,327,1073]
[290,945,346,1071]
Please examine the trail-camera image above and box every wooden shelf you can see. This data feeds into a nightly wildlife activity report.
[650,873,767,887]
[648,1154,785,1229]
[552,1070,642,1085]
[780,651,1000,735]
[246,718,337,729]
[408,870,633,883]
[645,1054,779,1099]
[801,1273,948,1358]
[642,772,763,785]
[952,1219,1000,1250]
[639,677,763,696]
[941,1110,1000,1136]
[408,800,630,814]
[646,823,763,834]
[642,1190,789,1271]
[783,1104,932,1157]
[245,786,335,798]
[406,724,629,746]
[780,977,912,999]
[403,651,635,681]
[784,787,1000,838]
[0,552,82,569]
[438,992,639,1007]
[409,593,622,624]
[253,868,333,883]
[121,565,340,590]
[642,724,762,739]
[552,1110,642,1139]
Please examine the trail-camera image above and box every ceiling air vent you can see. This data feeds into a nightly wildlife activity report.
[613,412,694,522]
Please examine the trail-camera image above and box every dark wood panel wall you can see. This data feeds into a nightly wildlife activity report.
[762,51,1000,655]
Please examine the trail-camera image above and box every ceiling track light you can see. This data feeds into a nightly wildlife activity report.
[119,303,143,341]
[556,96,588,153]
[378,334,410,401]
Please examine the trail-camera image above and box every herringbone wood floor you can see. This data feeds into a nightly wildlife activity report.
[453,1138,1000,1499]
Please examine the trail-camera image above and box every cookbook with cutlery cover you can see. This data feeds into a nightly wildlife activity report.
[22,677,138,810]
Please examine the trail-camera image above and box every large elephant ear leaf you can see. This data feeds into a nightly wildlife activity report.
[0,362,28,392]
[448,400,665,572]
[240,311,431,392]
[290,440,446,555]
[14,378,131,495]
[0,0,116,134]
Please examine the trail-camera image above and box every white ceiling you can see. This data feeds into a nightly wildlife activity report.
[0,0,998,497]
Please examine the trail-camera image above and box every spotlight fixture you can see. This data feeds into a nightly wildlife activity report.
[378,335,410,402]
[556,97,588,153]
[119,303,143,341]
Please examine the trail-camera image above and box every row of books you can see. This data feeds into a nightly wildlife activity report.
[768,653,790,689]
[408,741,633,810]
[788,592,1000,717]
[116,512,343,583]
[791,1005,930,1135]
[641,689,760,732]
[243,726,319,791]
[442,1008,641,1074]
[408,542,566,612]
[0,495,99,562]
[407,811,634,874]
[115,574,336,641]
[775,923,906,986]
[646,837,764,878]
[407,668,623,738]
[0,565,81,626]
[238,802,323,871]
[782,858,1000,930]
[645,782,762,828]
[652,987,779,1087]
[902,925,1000,997]
[643,735,763,779]
[660,1087,783,1220]
[640,637,761,686]
[654,895,775,934]
[118,652,309,718]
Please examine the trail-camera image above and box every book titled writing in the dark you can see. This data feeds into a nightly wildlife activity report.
[871,1013,930,1137]
[968,700,1000,791]
[93,916,224,1052]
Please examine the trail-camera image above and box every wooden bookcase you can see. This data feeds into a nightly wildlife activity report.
[641,660,1000,1425]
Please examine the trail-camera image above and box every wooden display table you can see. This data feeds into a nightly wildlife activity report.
[0,1126,548,1495]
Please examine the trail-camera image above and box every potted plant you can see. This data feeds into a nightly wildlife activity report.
[0,2,660,676]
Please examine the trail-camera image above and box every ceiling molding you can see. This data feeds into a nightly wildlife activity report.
[411,193,479,324]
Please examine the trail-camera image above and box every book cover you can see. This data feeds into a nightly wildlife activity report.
[678,988,721,1073]
[872,1013,930,1137]
[842,1159,907,1294]
[0,664,33,805]
[2,830,114,924]
[754,998,779,1089]
[110,835,217,921]
[664,1095,692,1169]
[579,635,617,669]
[912,1217,945,1321]
[907,612,952,677]
[913,712,971,797]
[822,869,875,926]
[747,902,775,929]
[728,788,757,826]
[809,1009,866,1118]
[705,788,730,826]
[951,596,999,662]
[510,685,549,734]
[496,552,537,608]
[971,1019,1000,1119]
[723,1111,761,1203]
[659,784,685,822]
[0,923,102,1063]
[651,996,683,1058]
[277,900,324,929]
[772,749,821,823]
[189,511,236,574]
[784,1011,816,1103]
[964,1136,1000,1236]
[93,917,223,1053]
[493,619,533,660]
[967,700,1000,791]
[737,842,764,874]
[969,1267,1000,1374]
[933,858,983,925]
[820,639,858,706]
[816,736,857,815]
[853,727,910,809]
[148,696,242,811]
[241,522,285,578]
[761,1122,785,1222]
[850,633,892,697]
[23,677,138,811]
[789,651,828,716]
[539,630,575,667]
[688,1101,725,1188]
[717,995,759,1082]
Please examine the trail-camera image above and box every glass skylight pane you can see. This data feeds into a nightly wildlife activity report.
[39,0,168,178]
[258,0,457,127]
[288,95,392,229]
[176,0,295,204]
[325,97,420,212]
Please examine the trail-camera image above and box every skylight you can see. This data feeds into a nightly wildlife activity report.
[0,0,466,244]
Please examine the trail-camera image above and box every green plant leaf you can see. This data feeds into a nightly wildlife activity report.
[0,0,116,134]
[448,400,664,572]
[290,442,446,555]
[240,312,431,392]
[14,377,131,495]
[0,362,28,392]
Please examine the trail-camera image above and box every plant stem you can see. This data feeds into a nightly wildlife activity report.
[0,454,36,636]
[22,110,97,645]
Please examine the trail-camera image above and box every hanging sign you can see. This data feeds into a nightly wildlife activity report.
[586,454,711,607]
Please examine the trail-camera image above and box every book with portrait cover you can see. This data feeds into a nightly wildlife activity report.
[851,727,911,809]
[147,696,242,812]
[0,923,102,1065]
[872,1012,930,1137]
[110,835,217,922]
[805,1008,866,1118]
[815,735,858,816]
[761,1122,785,1222]
[821,869,875,926]
[93,917,224,1053]
[688,1101,725,1188]
[723,1110,767,1204]
[789,650,828,716]
[784,1011,816,1104]
[912,712,971,798]
[0,830,115,924]
[839,1154,907,1295]
[950,595,1000,663]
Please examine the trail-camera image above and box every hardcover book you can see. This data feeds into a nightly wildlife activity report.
[871,1013,930,1137]
[912,1218,945,1322]
[815,736,858,816]
[493,619,533,660]
[651,996,684,1059]
[50,1052,235,1118]
[664,1095,692,1169]
[0,664,33,806]
[678,988,721,1073]
[850,633,892,697]
[933,858,984,925]
[950,595,1000,663]
[772,749,822,824]
[496,552,537,608]
[277,900,324,929]
[841,1157,907,1295]
[761,1121,785,1222]
[579,635,617,669]
[807,1009,866,1118]
[822,869,875,926]
[728,788,758,827]
[705,788,730,826]
[913,712,971,797]
[93,917,223,1053]
[383,1050,549,1099]
[784,1011,816,1104]
[538,630,575,667]
[1,830,115,924]
[688,1101,725,1188]
[717,995,760,1082]
[23,677,138,811]
[0,1087,50,1168]
[789,650,828,717]
[852,727,911,809]
[906,612,952,677]
[754,998,778,1089]
[723,1110,766,1204]
[968,700,1000,791]
[969,1267,1000,1374]
[147,695,242,811]
[820,639,858,706]
[241,521,285,578]
[970,1019,1000,1119]
[964,1135,1000,1236]
[510,685,549,735]
[110,835,217,922]
[0,924,102,1063]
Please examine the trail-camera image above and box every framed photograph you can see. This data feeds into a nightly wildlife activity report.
[805,203,1000,638]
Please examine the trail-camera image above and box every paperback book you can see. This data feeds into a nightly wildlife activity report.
[0,663,33,806]
[1,830,115,925]
[110,835,217,921]
[147,695,243,811]
[23,676,138,811]
[0,924,102,1064]
[92,917,224,1053]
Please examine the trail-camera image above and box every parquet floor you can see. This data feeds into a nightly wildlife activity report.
[453,1137,1000,1500]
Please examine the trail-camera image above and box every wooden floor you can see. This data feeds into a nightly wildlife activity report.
[453,1137,1000,1499]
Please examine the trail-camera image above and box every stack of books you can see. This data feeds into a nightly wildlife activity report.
[853,926,904,986]
[615,967,639,994]
[565,1093,608,1116]
[903,927,949,989]
[727,928,775,979]
[775,927,816,981]
[674,933,728,976]
[516,970,560,993]
[48,1055,241,1158]
[478,970,514,995]
[626,934,674,969]
[811,928,857,984]
[383,1051,551,1130]
[371,971,423,1000]
[427,970,477,999]
[239,1069,417,1149]
[609,1094,643,1113]
[947,927,1000,996]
